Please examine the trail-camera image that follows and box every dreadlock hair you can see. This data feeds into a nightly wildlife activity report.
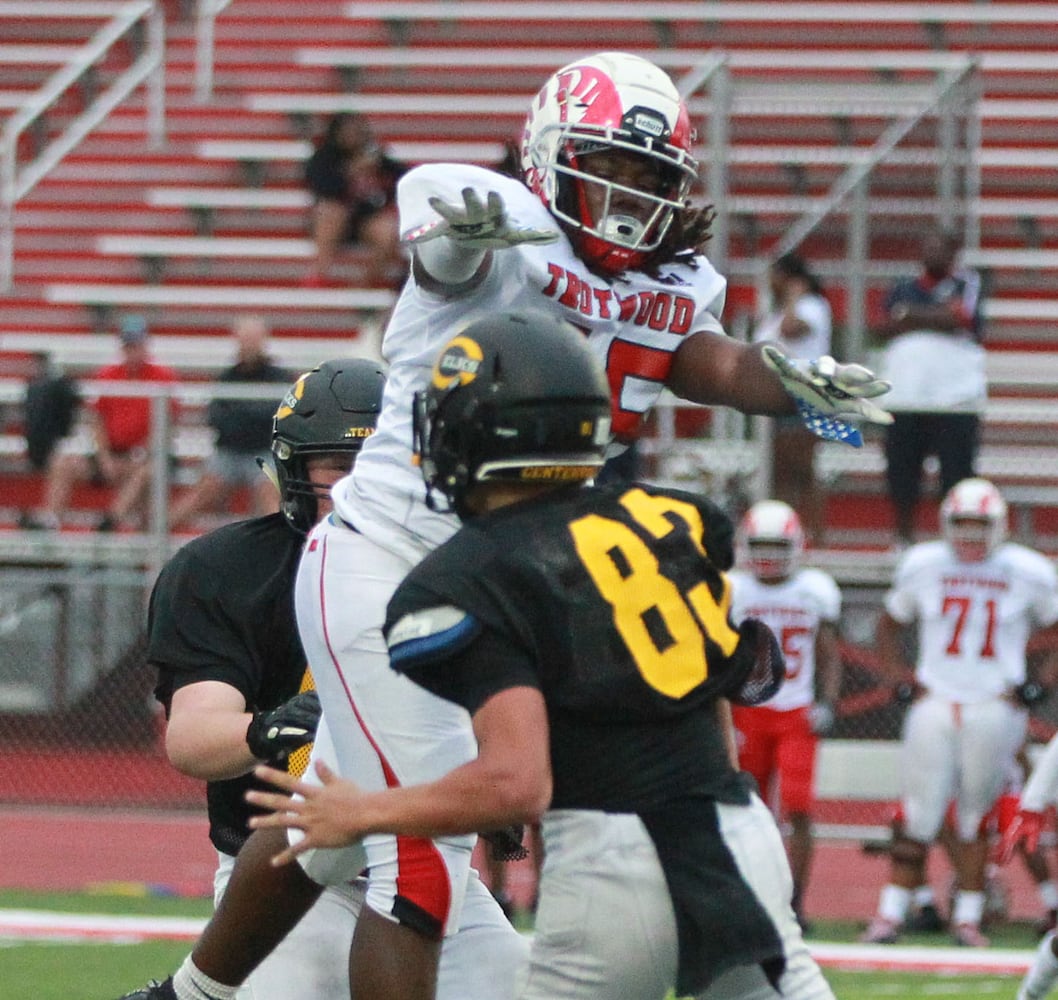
[639,201,716,276]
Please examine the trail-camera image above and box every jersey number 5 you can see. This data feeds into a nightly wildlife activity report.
[569,489,740,699]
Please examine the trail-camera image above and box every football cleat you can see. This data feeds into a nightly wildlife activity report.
[115,977,177,1000]
[952,922,990,948]
[860,917,901,944]
[904,902,946,933]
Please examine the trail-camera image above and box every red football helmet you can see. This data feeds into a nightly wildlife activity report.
[521,51,699,275]
[736,500,805,582]
[940,477,1008,563]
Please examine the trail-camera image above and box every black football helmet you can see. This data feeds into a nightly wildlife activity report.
[272,358,386,532]
[413,310,612,519]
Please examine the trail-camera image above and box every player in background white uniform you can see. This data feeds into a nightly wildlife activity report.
[863,477,1058,948]
[1000,732,1058,998]
[728,500,842,930]
[293,51,892,1000]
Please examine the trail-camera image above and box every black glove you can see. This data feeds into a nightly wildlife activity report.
[1014,681,1047,707]
[246,691,321,763]
[481,824,529,862]
[893,681,923,706]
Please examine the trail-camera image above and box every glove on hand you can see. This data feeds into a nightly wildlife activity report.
[246,691,322,764]
[403,188,558,250]
[994,809,1047,865]
[808,701,836,736]
[762,345,893,447]
[1014,680,1048,707]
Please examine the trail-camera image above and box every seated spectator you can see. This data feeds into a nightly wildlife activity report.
[22,351,80,472]
[302,113,408,289]
[32,315,179,532]
[169,315,290,531]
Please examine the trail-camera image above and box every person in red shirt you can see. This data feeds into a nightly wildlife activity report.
[38,316,179,531]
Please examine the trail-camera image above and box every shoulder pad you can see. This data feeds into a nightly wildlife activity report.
[387,605,481,670]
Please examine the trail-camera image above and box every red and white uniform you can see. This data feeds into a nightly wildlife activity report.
[295,162,730,992]
[342,162,728,557]
[888,539,1058,842]
[729,568,840,711]
[728,568,841,815]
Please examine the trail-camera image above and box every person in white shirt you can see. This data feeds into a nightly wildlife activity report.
[752,256,833,542]
[728,500,843,930]
[872,226,986,547]
[862,478,1058,948]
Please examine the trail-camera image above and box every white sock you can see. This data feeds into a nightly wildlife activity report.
[1040,880,1058,911]
[172,957,240,1000]
[953,890,985,927]
[1020,932,1058,1000]
[878,884,912,924]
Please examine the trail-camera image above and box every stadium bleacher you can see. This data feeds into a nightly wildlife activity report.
[1,0,1058,548]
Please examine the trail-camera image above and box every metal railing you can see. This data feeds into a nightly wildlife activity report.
[194,0,233,103]
[0,0,165,293]
[678,52,980,363]
[670,52,981,498]
[0,378,289,581]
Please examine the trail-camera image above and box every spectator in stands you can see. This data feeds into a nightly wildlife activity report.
[728,499,843,932]
[169,315,290,532]
[752,253,833,544]
[33,315,179,532]
[861,477,1058,948]
[302,113,408,290]
[22,351,80,473]
[872,225,986,548]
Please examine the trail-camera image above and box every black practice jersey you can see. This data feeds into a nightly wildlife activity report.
[385,481,748,812]
[149,513,306,854]
[385,481,785,994]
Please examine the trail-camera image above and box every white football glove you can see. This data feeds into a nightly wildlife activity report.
[402,188,558,250]
[761,344,893,447]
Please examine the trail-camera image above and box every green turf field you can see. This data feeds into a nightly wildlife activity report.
[0,889,1037,1000]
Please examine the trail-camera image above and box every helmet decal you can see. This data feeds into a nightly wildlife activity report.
[416,310,611,519]
[432,335,484,390]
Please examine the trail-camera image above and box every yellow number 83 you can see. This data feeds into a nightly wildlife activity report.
[569,488,740,699]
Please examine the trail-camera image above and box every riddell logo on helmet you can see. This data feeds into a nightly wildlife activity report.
[432,335,483,390]
[628,109,666,138]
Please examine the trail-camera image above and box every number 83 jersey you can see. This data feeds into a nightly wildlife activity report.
[886,539,1058,702]
[384,481,753,813]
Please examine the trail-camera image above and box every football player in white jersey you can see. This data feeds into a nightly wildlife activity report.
[999,733,1058,998]
[862,477,1058,948]
[292,50,892,1000]
[728,500,843,930]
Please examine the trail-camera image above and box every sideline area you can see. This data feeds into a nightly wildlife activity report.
[0,909,1039,976]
